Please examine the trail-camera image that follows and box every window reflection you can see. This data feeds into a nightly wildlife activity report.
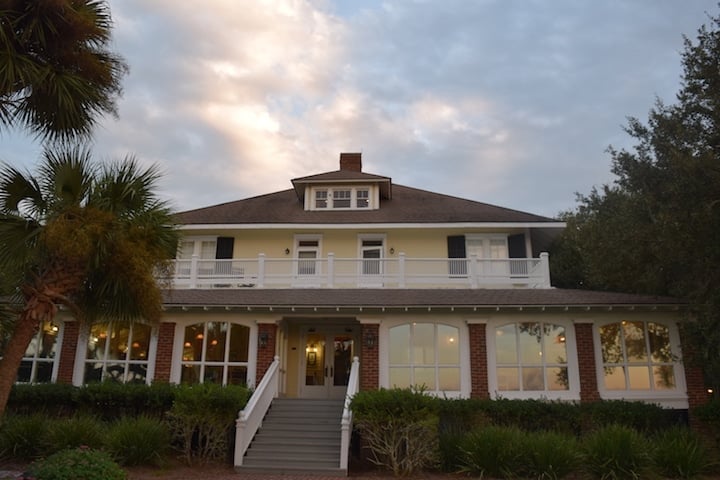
[180,321,250,386]
[5,320,60,383]
[599,321,676,391]
[388,323,460,392]
[84,322,150,384]
[494,322,568,392]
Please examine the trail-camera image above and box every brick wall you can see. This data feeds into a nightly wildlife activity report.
[360,324,379,391]
[256,323,277,384]
[153,322,176,382]
[56,321,79,384]
[679,326,710,426]
[468,323,489,399]
[574,323,600,402]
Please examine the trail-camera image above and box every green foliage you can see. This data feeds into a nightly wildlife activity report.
[7,382,177,420]
[165,383,250,465]
[652,426,714,479]
[351,387,439,476]
[0,413,50,461]
[582,424,652,479]
[457,425,527,478]
[523,430,581,480]
[580,399,673,434]
[45,415,105,453]
[105,416,171,466]
[29,447,126,480]
[548,10,720,393]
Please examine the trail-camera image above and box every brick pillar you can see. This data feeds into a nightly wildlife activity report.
[468,323,489,399]
[679,326,710,430]
[256,323,277,384]
[56,321,79,384]
[360,324,378,391]
[153,322,176,382]
[575,322,600,402]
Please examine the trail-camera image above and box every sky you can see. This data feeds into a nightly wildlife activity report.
[2,0,718,218]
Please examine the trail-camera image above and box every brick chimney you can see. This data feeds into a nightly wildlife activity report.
[339,152,362,172]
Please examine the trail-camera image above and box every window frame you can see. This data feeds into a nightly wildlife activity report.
[171,319,258,388]
[379,318,470,398]
[81,321,155,385]
[487,318,580,401]
[593,317,687,408]
[309,186,375,210]
[6,319,64,384]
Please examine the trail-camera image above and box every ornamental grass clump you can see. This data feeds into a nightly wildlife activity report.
[652,426,714,479]
[45,415,105,454]
[523,430,581,480]
[582,424,651,479]
[0,413,50,461]
[457,425,528,478]
[105,415,171,466]
[28,447,126,480]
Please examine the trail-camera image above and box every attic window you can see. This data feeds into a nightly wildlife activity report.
[310,186,375,210]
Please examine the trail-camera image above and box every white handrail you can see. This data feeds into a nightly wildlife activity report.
[340,356,360,471]
[234,355,279,467]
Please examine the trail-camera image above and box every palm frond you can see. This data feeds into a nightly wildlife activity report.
[0,162,45,216]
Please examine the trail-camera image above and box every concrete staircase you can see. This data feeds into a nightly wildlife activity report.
[236,398,346,476]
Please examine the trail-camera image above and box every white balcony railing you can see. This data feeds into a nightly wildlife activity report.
[166,252,551,289]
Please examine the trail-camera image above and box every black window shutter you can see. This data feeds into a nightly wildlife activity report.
[447,235,467,276]
[215,237,234,259]
[507,234,526,258]
[507,234,527,276]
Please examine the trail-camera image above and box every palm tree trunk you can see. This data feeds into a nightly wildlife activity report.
[0,311,44,416]
[0,264,85,416]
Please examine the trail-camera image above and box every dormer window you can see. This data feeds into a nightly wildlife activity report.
[315,190,328,208]
[333,190,351,208]
[309,186,376,210]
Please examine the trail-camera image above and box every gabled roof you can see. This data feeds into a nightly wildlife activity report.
[175,183,559,226]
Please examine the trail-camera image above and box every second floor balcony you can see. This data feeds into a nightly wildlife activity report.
[166,252,551,289]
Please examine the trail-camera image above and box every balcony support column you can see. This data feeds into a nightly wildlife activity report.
[398,253,406,288]
[327,253,335,288]
[539,252,550,288]
[257,254,265,288]
[189,254,199,288]
[469,254,478,288]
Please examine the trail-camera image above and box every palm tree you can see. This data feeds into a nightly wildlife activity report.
[0,0,128,141]
[0,146,179,415]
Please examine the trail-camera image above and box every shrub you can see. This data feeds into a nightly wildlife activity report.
[351,387,439,476]
[45,415,105,454]
[165,383,250,465]
[457,425,528,478]
[0,413,50,461]
[7,384,77,417]
[652,426,714,479]
[582,424,652,479]
[106,416,171,466]
[580,400,671,434]
[29,447,125,480]
[524,430,581,480]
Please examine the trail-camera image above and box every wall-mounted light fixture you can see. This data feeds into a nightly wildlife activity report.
[284,248,290,255]
[389,247,395,254]
[258,332,269,348]
[364,332,377,348]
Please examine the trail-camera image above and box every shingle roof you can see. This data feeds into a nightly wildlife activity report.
[175,184,559,225]
[162,288,683,310]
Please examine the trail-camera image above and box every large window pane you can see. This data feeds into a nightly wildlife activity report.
[547,367,569,391]
[654,365,676,389]
[497,367,519,390]
[229,324,250,362]
[522,367,544,390]
[628,366,651,389]
[389,324,410,364]
[648,323,672,363]
[438,367,460,391]
[495,324,517,364]
[413,323,434,365]
[84,322,151,384]
[438,325,459,364]
[600,323,623,364]
[544,325,567,364]
[414,367,436,390]
[624,321,647,362]
[519,323,542,365]
[604,366,627,390]
[389,367,411,388]
[206,322,227,362]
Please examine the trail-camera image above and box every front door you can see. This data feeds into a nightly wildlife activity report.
[301,329,355,399]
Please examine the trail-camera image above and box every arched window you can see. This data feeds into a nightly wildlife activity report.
[490,321,574,397]
[180,322,250,385]
[598,321,677,391]
[85,322,151,384]
[388,323,460,393]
